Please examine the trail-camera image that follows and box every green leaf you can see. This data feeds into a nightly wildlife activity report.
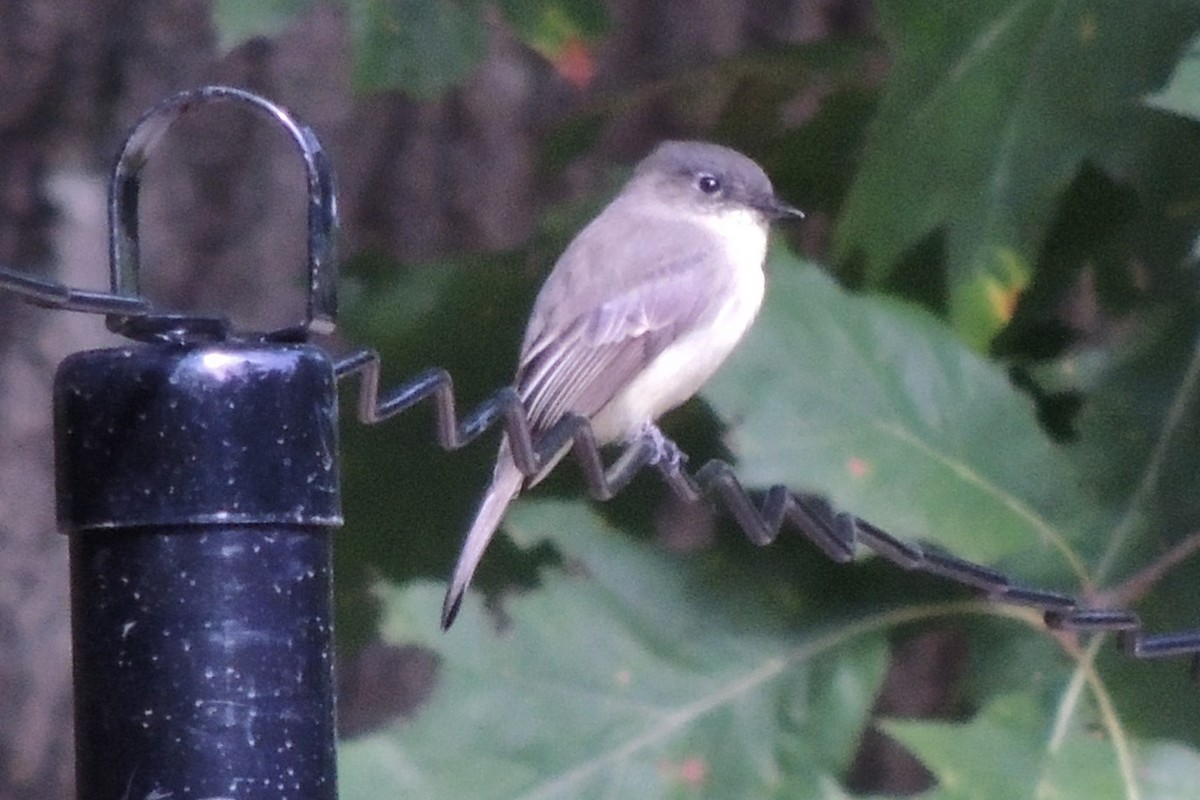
[496,0,609,88]
[1146,33,1200,123]
[211,0,316,51]
[1139,742,1200,800]
[702,249,1200,779]
[339,500,890,799]
[835,1,1200,346]
[705,250,1093,580]
[497,0,609,56]
[1074,296,1200,585]
[882,693,1130,800]
[883,697,1200,800]
[1062,291,1200,744]
[347,0,488,98]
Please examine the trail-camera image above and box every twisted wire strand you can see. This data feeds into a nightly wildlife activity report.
[0,263,149,316]
[337,347,1200,677]
[0,263,233,343]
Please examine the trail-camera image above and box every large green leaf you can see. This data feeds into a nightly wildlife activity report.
[835,1,1200,345]
[706,250,1095,581]
[339,501,892,799]
[703,251,1200,785]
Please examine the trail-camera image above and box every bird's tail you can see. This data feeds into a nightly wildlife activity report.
[441,455,524,629]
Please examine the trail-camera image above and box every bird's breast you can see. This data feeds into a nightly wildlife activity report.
[590,210,768,442]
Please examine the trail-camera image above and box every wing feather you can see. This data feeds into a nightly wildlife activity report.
[516,251,731,438]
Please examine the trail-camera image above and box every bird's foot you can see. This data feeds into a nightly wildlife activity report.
[635,422,687,474]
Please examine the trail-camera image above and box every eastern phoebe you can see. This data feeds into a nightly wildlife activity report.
[443,140,802,628]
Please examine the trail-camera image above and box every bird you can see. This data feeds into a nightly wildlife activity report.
[442,140,803,628]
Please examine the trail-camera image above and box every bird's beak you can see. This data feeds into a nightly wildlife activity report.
[759,196,805,221]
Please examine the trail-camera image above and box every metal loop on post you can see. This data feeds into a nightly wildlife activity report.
[107,85,339,342]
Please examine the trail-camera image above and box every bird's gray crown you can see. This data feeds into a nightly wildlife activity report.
[632,140,798,220]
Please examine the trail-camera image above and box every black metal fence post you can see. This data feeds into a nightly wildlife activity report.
[57,341,341,800]
[43,86,342,800]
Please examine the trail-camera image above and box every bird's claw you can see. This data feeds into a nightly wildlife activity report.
[637,423,687,474]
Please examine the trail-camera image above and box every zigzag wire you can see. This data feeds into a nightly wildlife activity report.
[334,348,1200,678]
[8,241,1194,671]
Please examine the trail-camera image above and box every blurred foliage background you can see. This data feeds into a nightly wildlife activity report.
[4,0,1200,797]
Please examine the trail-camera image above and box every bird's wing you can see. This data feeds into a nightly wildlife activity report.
[515,248,731,438]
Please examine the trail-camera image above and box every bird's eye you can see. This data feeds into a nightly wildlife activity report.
[696,174,721,195]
